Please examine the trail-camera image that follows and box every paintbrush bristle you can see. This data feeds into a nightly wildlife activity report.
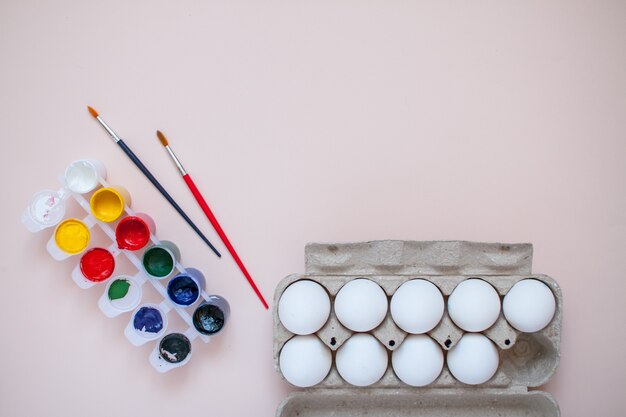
[156,130,169,146]
[87,106,99,118]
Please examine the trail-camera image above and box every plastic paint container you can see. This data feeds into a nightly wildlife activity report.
[158,333,192,364]
[193,295,230,335]
[132,304,168,340]
[142,241,180,279]
[64,159,106,194]
[26,190,66,229]
[25,159,227,372]
[167,268,205,307]
[115,213,155,251]
[54,218,90,254]
[105,276,142,312]
[79,247,115,282]
[90,186,130,222]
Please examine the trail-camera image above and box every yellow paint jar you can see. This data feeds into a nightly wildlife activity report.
[54,218,90,254]
[90,186,129,222]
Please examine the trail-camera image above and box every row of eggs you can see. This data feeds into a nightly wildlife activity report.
[278,278,556,335]
[280,332,500,387]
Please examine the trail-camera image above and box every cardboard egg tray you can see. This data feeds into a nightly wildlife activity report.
[22,164,219,373]
[273,241,562,417]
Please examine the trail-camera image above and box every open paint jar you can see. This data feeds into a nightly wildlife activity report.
[115,213,155,251]
[192,295,230,335]
[142,241,180,279]
[53,218,90,255]
[167,268,205,307]
[158,333,192,365]
[132,304,168,340]
[64,159,106,194]
[90,186,130,223]
[79,247,115,283]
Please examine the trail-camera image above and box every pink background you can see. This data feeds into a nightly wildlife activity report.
[1,1,625,416]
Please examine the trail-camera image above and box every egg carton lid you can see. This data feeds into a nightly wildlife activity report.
[275,241,560,417]
[305,240,533,276]
[277,388,558,417]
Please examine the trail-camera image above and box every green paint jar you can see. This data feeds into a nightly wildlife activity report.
[142,241,180,279]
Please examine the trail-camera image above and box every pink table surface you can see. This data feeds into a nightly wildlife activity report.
[1,1,625,416]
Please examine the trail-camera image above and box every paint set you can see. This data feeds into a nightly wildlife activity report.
[22,159,230,373]
[273,241,563,417]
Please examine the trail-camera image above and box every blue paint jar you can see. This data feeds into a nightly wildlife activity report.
[167,268,205,306]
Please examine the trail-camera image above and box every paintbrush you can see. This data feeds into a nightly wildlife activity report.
[87,106,221,258]
[157,130,269,309]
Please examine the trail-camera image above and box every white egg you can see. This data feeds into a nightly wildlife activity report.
[448,279,501,332]
[336,333,388,386]
[279,335,332,387]
[390,279,444,334]
[503,279,556,333]
[447,333,499,385]
[278,280,331,335]
[334,279,388,332]
[392,335,443,386]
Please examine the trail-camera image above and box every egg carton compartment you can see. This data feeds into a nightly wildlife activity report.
[273,241,562,417]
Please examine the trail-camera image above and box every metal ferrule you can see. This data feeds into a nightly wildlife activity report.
[96,116,121,143]
[165,146,187,175]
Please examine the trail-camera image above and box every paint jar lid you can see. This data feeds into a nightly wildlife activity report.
[132,304,168,339]
[105,276,142,312]
[28,190,66,228]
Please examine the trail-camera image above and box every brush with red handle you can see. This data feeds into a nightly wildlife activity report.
[157,130,268,310]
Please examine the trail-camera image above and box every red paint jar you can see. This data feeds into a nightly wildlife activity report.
[80,248,115,282]
[115,215,153,251]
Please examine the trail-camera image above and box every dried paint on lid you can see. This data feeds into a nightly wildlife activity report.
[133,306,164,336]
[107,277,142,311]
[29,190,65,226]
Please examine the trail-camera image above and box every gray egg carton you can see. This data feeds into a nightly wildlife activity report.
[273,241,562,417]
